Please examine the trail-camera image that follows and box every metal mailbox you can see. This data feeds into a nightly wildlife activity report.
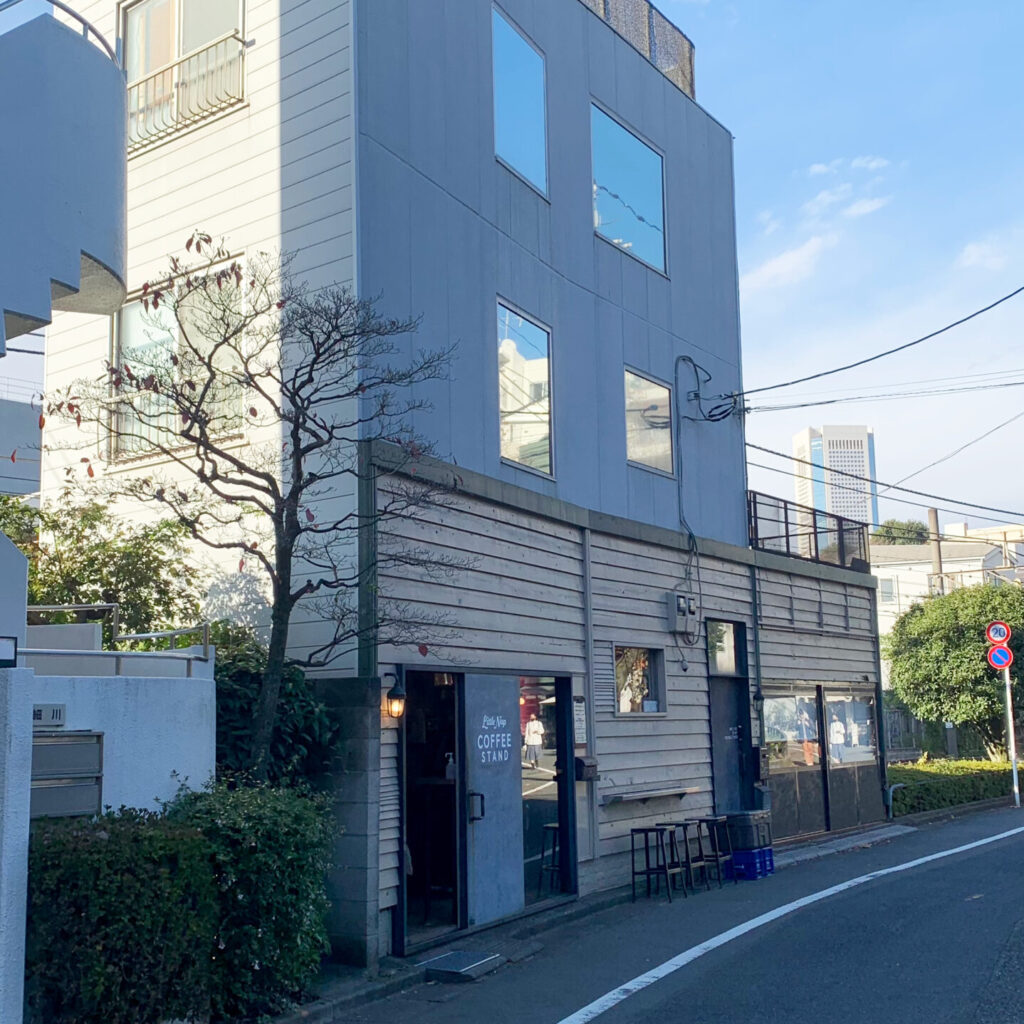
[30,731,103,819]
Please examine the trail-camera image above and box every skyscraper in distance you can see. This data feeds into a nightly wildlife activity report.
[793,426,879,527]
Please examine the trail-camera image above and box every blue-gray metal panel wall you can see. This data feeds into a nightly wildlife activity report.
[354,0,747,546]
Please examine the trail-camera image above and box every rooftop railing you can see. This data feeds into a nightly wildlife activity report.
[0,0,120,66]
[578,0,695,99]
[128,31,245,153]
[748,491,870,573]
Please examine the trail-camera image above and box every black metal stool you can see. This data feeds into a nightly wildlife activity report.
[630,826,683,902]
[697,815,736,888]
[538,822,560,896]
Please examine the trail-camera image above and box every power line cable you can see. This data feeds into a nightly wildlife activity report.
[746,442,1024,518]
[750,378,1024,412]
[879,408,1024,494]
[727,283,1024,399]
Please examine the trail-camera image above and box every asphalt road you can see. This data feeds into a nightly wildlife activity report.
[340,807,1024,1024]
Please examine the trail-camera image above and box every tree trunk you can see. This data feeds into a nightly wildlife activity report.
[249,539,295,780]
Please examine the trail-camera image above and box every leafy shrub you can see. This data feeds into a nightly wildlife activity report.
[25,810,216,1024]
[211,620,339,783]
[167,781,333,1022]
[889,758,1015,815]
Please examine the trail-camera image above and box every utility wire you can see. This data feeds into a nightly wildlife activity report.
[729,283,1024,399]
[750,378,1024,412]
[746,442,1024,519]
[879,408,1024,494]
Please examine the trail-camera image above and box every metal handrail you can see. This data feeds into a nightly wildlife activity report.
[19,646,209,679]
[125,29,243,87]
[0,0,120,67]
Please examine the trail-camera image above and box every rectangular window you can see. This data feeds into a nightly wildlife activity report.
[591,105,665,271]
[498,303,552,474]
[624,369,672,474]
[113,272,243,458]
[615,646,664,714]
[492,9,547,193]
[825,693,877,766]
[124,0,245,152]
[765,694,820,769]
[707,621,744,676]
[879,578,895,603]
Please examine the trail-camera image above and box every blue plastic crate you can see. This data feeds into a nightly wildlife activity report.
[730,847,774,880]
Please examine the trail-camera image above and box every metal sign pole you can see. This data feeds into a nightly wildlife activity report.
[1005,665,1020,808]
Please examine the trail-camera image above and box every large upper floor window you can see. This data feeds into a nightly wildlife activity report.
[624,369,672,474]
[492,8,547,194]
[112,271,243,458]
[591,105,666,271]
[497,302,552,475]
[124,0,245,153]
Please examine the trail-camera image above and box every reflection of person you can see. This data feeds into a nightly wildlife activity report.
[524,714,545,769]
[829,712,846,764]
[797,705,815,766]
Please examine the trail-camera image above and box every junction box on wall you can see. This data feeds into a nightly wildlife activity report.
[667,592,697,633]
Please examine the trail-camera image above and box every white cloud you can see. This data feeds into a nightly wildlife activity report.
[757,209,781,236]
[842,196,892,218]
[809,159,843,176]
[801,184,853,218]
[740,233,838,293]
[851,155,890,171]
[957,240,1008,271]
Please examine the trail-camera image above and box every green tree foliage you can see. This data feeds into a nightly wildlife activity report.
[872,518,930,545]
[210,620,339,783]
[884,582,1024,759]
[0,494,200,636]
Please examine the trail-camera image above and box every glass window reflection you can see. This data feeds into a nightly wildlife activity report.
[825,694,877,766]
[624,370,672,474]
[765,695,821,769]
[591,105,665,270]
[498,304,552,474]
[492,10,547,193]
[707,621,740,676]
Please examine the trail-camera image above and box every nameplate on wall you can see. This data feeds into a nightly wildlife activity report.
[33,704,66,730]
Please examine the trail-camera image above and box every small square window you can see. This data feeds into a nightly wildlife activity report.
[624,369,672,474]
[615,646,665,714]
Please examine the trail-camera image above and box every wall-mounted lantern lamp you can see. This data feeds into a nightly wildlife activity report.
[384,672,406,719]
[752,682,765,722]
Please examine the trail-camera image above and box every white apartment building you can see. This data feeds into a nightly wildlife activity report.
[794,425,880,527]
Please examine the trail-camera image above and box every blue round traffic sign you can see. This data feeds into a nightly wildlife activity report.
[988,645,1014,669]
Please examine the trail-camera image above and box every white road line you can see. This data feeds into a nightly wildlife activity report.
[556,823,1024,1024]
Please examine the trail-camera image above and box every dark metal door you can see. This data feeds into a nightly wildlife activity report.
[710,677,749,813]
[462,674,525,927]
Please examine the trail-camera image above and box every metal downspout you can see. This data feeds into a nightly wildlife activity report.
[582,527,599,861]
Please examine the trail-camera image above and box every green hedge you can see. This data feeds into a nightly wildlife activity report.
[889,759,1015,815]
[26,785,333,1024]
[167,782,333,1022]
[25,811,217,1024]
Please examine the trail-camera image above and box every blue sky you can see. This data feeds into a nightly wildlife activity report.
[663,0,1024,528]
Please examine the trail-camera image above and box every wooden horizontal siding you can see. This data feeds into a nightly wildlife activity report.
[379,714,400,911]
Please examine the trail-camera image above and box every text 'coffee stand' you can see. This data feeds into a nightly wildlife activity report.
[986,621,1020,808]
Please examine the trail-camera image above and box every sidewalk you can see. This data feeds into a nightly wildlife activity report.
[274,799,1010,1023]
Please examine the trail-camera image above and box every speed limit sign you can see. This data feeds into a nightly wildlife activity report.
[987,621,1012,645]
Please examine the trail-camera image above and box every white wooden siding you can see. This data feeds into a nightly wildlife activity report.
[379,712,401,911]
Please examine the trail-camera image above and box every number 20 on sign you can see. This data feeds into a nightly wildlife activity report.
[987,621,1012,645]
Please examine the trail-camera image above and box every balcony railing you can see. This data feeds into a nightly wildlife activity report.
[128,31,245,154]
[579,0,695,99]
[748,491,870,573]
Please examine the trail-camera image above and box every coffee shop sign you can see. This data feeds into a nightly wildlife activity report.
[476,713,513,764]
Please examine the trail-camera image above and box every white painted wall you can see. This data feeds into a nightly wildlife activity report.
[31,671,215,811]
